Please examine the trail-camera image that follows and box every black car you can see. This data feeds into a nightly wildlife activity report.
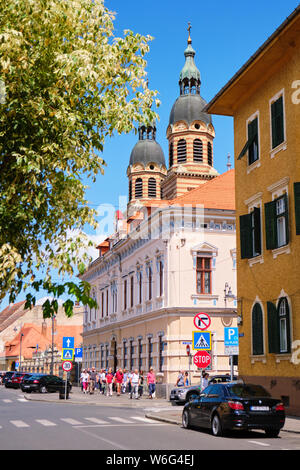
[21,374,71,394]
[182,382,285,437]
[170,375,237,405]
[3,371,15,386]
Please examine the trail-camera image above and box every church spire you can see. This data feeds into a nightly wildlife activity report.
[179,23,201,95]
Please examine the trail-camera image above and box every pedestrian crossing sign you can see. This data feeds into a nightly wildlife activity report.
[61,348,74,361]
[192,331,211,350]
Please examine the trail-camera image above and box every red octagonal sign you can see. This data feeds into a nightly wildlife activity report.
[193,350,211,368]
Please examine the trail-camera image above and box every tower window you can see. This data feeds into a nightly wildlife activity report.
[148,178,156,198]
[177,139,187,163]
[135,178,143,199]
[207,142,213,166]
[129,180,132,201]
[169,143,173,167]
[193,139,203,162]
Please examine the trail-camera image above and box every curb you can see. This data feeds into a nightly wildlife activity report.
[145,413,181,426]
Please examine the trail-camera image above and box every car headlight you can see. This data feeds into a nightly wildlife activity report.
[177,389,186,395]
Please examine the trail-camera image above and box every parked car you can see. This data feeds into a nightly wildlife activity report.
[5,372,28,389]
[182,382,285,437]
[3,371,15,387]
[170,375,237,405]
[21,374,71,394]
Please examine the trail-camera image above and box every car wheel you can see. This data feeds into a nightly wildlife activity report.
[182,410,191,429]
[39,385,48,394]
[211,414,223,437]
[265,429,280,438]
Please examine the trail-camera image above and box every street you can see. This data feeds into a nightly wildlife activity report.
[1,387,300,453]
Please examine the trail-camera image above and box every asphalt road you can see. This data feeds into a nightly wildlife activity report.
[1,387,299,454]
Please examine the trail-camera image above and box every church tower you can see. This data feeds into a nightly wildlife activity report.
[161,25,219,200]
[127,121,167,207]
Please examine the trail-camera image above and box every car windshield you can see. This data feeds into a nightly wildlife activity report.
[228,384,271,398]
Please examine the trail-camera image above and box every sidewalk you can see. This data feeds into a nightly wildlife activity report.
[24,386,300,434]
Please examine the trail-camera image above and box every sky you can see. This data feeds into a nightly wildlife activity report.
[1,0,299,309]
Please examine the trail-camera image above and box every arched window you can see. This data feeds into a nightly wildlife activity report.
[193,139,203,162]
[129,180,132,201]
[207,142,213,166]
[148,178,156,198]
[252,303,264,355]
[177,139,187,163]
[135,178,143,199]
[169,142,173,167]
[278,297,291,353]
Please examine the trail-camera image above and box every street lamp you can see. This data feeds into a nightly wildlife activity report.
[224,282,236,308]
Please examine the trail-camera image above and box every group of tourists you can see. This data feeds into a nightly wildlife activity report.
[80,366,156,399]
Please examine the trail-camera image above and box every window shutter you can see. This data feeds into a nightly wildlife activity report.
[283,193,289,245]
[248,117,259,164]
[252,303,264,355]
[267,301,279,353]
[294,182,300,235]
[265,200,277,250]
[239,213,252,259]
[253,207,261,255]
[271,96,284,149]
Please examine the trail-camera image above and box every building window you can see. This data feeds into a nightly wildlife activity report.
[100,345,104,368]
[177,139,187,163]
[124,279,127,310]
[239,207,261,259]
[123,342,127,369]
[130,276,134,308]
[207,142,213,166]
[101,292,104,318]
[193,139,203,162]
[196,257,212,294]
[105,345,109,368]
[267,298,291,354]
[148,337,153,368]
[159,260,164,297]
[248,117,259,165]
[137,270,142,304]
[129,180,132,201]
[158,335,166,372]
[294,182,300,235]
[169,142,173,167]
[106,289,109,316]
[138,338,143,371]
[135,178,143,199]
[129,340,134,370]
[147,264,152,300]
[265,194,289,250]
[148,178,156,198]
[252,303,264,355]
[271,95,284,149]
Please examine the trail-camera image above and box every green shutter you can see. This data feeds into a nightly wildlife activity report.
[271,96,284,149]
[267,301,279,354]
[248,118,259,164]
[283,193,289,245]
[294,182,300,235]
[240,213,252,259]
[252,303,264,355]
[265,200,277,250]
[253,207,261,255]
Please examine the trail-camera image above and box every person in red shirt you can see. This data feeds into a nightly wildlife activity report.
[106,368,114,397]
[114,368,123,396]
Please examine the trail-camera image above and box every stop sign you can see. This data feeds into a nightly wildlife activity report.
[193,350,211,368]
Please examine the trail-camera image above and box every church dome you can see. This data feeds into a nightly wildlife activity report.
[169,93,212,126]
[129,138,166,167]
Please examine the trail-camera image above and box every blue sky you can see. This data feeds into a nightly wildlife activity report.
[1,0,299,309]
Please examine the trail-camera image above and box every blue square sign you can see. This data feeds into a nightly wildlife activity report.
[62,337,74,349]
[193,331,211,350]
[224,327,239,347]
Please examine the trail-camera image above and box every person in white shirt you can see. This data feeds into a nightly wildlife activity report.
[129,369,140,399]
[80,370,89,394]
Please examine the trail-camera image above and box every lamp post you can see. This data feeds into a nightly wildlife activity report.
[50,315,56,375]
[224,282,236,308]
[19,332,24,371]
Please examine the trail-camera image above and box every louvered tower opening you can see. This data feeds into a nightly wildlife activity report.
[148,178,157,198]
[177,139,187,163]
[193,139,203,162]
[207,142,213,166]
[135,178,143,199]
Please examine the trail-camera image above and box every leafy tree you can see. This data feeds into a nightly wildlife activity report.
[0,0,159,316]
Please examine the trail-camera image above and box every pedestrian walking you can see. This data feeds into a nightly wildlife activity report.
[176,370,185,387]
[138,370,144,397]
[147,367,156,399]
[89,367,97,394]
[127,370,133,396]
[201,372,209,391]
[122,369,128,394]
[115,368,123,396]
[100,369,106,394]
[130,369,140,399]
[81,369,89,394]
[106,368,114,397]
[184,371,189,386]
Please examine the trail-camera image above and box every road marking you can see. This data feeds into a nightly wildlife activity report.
[131,416,157,423]
[248,440,270,447]
[17,399,28,403]
[36,420,57,427]
[60,418,83,425]
[84,417,109,425]
[10,420,30,428]
[108,417,135,424]
[3,399,12,403]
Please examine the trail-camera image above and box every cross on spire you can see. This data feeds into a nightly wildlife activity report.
[187,22,192,44]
